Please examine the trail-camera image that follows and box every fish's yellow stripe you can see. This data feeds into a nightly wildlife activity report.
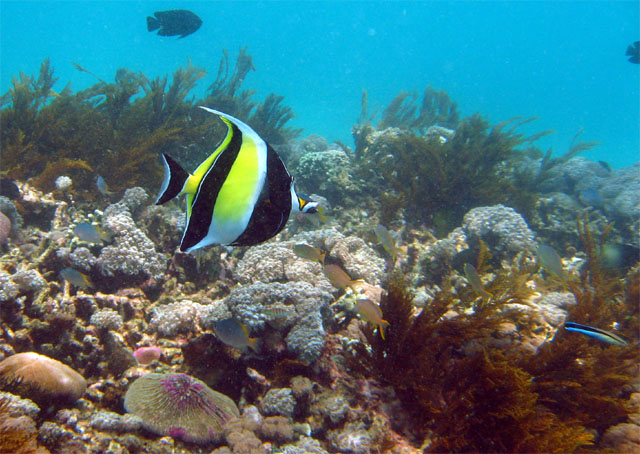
[214,135,260,223]
[193,116,234,180]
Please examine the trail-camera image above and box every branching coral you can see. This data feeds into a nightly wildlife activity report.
[0,396,50,454]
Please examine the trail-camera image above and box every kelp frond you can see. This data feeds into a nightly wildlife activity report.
[377,86,459,131]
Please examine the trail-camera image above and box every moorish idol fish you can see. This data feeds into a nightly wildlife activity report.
[563,322,628,346]
[156,107,318,251]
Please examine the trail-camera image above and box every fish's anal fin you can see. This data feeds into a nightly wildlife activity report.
[156,153,190,205]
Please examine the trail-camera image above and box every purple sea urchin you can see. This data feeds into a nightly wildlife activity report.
[124,373,239,444]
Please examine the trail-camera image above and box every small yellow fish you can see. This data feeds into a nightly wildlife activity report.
[355,299,390,340]
[214,318,260,353]
[374,224,403,263]
[293,244,326,264]
[323,264,360,290]
[463,263,493,301]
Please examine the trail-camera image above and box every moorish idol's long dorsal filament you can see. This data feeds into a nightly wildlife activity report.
[563,322,628,346]
[155,108,318,251]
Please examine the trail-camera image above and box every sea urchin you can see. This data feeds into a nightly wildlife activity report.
[124,373,239,444]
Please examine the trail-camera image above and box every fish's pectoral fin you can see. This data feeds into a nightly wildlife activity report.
[156,153,190,205]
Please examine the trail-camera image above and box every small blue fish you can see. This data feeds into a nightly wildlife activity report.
[564,322,628,346]
[96,176,111,195]
[578,188,605,210]
[73,222,107,244]
[214,319,260,353]
[60,268,93,289]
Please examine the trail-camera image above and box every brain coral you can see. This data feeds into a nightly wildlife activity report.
[462,204,537,256]
[124,373,239,444]
[0,352,86,406]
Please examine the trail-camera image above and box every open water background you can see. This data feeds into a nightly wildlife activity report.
[1,1,638,167]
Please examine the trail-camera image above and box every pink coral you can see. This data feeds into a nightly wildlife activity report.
[132,346,162,365]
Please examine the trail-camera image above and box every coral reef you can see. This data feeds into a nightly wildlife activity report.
[293,145,359,206]
[97,189,168,285]
[0,57,637,454]
[462,204,537,257]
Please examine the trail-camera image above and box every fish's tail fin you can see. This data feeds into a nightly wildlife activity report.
[248,337,261,353]
[379,319,390,340]
[481,290,494,301]
[147,16,160,32]
[156,154,189,205]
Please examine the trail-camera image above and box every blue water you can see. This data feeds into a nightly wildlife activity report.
[2,1,638,167]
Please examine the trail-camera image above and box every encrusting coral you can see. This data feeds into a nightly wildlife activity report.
[124,372,240,444]
[0,353,86,408]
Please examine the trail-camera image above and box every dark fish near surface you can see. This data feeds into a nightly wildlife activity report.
[626,41,639,64]
[564,322,628,346]
[156,108,318,251]
[147,10,202,38]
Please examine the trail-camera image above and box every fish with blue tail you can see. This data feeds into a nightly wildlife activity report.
[563,322,628,346]
[155,108,318,251]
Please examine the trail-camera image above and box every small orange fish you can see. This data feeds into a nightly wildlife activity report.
[355,299,390,340]
[323,264,359,290]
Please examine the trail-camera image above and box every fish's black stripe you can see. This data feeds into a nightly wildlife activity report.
[181,124,243,251]
[232,144,293,246]
[564,322,603,335]
[156,154,189,205]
